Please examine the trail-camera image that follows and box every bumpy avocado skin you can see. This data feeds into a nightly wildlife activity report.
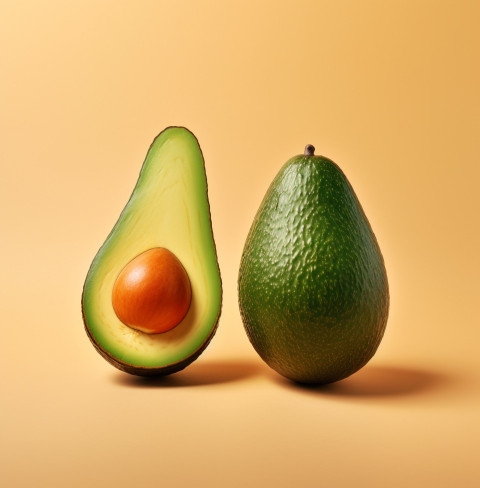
[82,127,222,376]
[238,154,389,384]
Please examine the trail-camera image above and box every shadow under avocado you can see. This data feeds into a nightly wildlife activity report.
[112,358,262,388]
[272,364,451,398]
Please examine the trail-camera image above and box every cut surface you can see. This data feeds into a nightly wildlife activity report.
[82,127,222,370]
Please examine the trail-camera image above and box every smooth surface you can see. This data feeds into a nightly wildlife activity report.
[82,127,221,367]
[112,247,192,334]
[1,1,479,487]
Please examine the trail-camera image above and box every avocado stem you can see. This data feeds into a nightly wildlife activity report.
[304,145,315,156]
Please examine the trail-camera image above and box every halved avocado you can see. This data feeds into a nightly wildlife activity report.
[82,127,222,376]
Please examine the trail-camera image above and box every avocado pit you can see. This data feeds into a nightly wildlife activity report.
[112,247,191,334]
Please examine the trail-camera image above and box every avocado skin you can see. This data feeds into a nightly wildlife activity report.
[238,154,389,384]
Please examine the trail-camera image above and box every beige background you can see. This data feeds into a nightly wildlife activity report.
[1,1,479,487]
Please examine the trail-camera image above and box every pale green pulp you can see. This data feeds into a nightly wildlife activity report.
[83,127,221,368]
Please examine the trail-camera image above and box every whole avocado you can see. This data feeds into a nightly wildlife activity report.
[238,145,389,384]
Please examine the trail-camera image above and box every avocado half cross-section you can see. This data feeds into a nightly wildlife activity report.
[82,127,222,376]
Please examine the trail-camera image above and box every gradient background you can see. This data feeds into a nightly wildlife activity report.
[1,1,479,487]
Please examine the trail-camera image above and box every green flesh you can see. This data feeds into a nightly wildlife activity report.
[238,153,389,384]
[82,127,222,373]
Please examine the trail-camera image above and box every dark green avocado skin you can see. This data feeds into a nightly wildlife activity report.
[238,154,389,384]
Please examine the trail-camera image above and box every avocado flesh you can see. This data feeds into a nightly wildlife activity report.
[82,127,222,375]
[238,153,389,385]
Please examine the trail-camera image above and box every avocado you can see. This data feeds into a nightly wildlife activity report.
[82,127,222,376]
[238,145,389,384]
